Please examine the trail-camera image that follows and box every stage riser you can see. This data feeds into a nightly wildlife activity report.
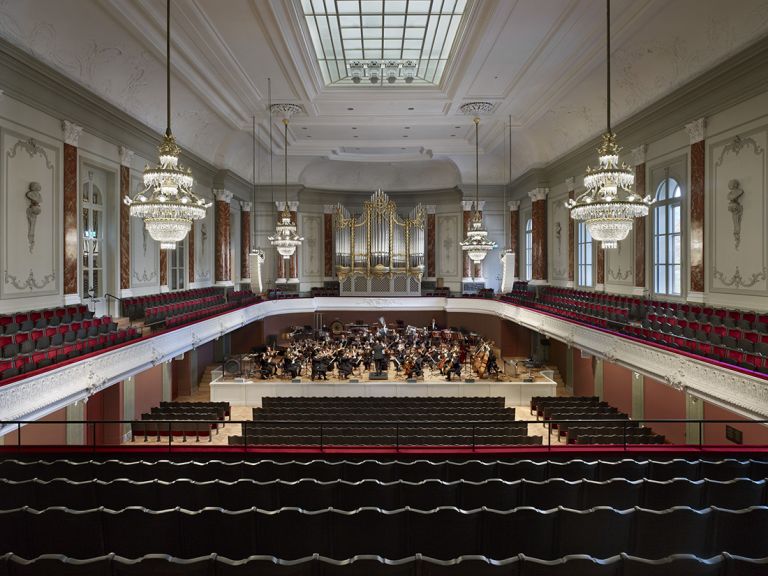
[211,381,556,407]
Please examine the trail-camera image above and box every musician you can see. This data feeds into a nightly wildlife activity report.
[283,353,300,379]
[486,349,500,376]
[445,353,462,381]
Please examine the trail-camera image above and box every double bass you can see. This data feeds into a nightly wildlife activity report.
[473,341,490,378]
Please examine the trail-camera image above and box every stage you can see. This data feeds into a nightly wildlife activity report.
[210,369,557,407]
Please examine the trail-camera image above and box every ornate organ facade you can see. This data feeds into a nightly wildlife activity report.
[334,189,425,295]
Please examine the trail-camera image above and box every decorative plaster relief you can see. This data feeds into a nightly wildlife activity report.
[2,132,59,298]
[436,214,458,277]
[301,214,321,277]
[710,127,767,294]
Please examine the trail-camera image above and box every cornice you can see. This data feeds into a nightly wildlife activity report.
[509,33,768,196]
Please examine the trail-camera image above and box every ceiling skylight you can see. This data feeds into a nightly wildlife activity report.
[301,0,467,86]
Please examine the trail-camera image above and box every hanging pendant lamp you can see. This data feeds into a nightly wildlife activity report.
[459,102,497,263]
[268,103,304,259]
[123,0,210,249]
[565,0,653,249]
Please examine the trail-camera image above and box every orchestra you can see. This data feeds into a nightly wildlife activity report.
[240,318,507,382]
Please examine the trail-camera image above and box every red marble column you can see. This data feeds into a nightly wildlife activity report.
[461,201,473,279]
[509,201,520,278]
[633,146,647,292]
[323,206,334,278]
[240,202,251,280]
[159,249,168,288]
[62,121,82,299]
[566,178,575,285]
[426,206,436,278]
[597,245,605,288]
[529,188,549,283]
[188,223,195,285]
[119,147,132,292]
[687,119,706,295]
[214,189,233,285]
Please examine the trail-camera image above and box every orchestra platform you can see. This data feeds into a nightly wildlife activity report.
[210,366,557,407]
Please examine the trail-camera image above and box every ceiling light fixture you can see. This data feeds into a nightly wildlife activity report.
[124,0,209,249]
[565,0,653,249]
[268,103,304,259]
[459,102,497,264]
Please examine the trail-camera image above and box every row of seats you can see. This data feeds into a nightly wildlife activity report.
[1,316,119,357]
[2,506,767,560]
[530,396,599,415]
[266,289,300,300]
[261,396,506,408]
[144,295,225,325]
[0,304,93,334]
[228,433,543,447]
[2,552,764,576]
[2,477,764,512]
[163,300,246,329]
[159,401,231,419]
[2,458,765,482]
[121,288,219,320]
[310,287,341,297]
[643,302,768,332]
[0,326,140,381]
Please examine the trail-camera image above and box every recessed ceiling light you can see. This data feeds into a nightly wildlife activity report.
[301,127,307,130]
[347,107,354,111]
[450,134,456,137]
[402,135,408,138]
[404,126,410,129]
[353,135,358,138]
[351,127,357,130]
[408,107,414,110]
[306,135,312,138]
[401,147,406,150]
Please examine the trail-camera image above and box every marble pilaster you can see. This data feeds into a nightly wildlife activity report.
[686,118,706,295]
[214,189,233,285]
[62,120,82,300]
[632,146,648,293]
[323,205,334,278]
[508,201,520,278]
[240,202,251,281]
[529,188,549,284]
[119,147,133,291]
[426,205,436,278]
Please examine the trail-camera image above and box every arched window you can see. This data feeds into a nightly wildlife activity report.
[525,218,533,280]
[81,174,104,298]
[577,221,593,287]
[653,176,683,295]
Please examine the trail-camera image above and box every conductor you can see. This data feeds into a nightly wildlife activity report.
[372,340,386,375]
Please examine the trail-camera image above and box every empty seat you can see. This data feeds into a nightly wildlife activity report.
[643,479,704,509]
[557,507,633,558]
[712,507,768,558]
[633,508,712,558]
[622,554,723,576]
[519,555,621,576]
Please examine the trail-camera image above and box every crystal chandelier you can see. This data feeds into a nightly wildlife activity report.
[459,103,497,263]
[565,0,653,249]
[268,103,304,259]
[123,0,209,248]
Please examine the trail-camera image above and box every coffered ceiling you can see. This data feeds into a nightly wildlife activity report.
[0,0,767,188]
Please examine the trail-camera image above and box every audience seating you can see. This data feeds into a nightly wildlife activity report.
[129,402,230,442]
[121,288,218,320]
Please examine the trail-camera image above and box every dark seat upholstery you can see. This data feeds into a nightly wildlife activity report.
[633,508,712,558]
[557,507,633,558]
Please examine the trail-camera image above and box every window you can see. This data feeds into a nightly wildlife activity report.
[81,173,104,298]
[170,241,186,291]
[301,0,467,85]
[524,218,533,281]
[577,222,593,287]
[653,176,683,295]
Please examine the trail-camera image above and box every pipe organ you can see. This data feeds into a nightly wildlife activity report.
[334,189,425,295]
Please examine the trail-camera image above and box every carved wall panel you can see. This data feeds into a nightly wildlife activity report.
[709,126,768,294]
[301,213,322,278]
[605,228,635,286]
[549,192,569,281]
[195,200,213,283]
[1,130,60,298]
[436,214,459,278]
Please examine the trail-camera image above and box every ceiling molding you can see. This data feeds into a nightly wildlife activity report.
[509,33,768,198]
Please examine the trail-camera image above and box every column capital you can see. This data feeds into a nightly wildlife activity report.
[632,144,647,166]
[287,201,299,212]
[119,146,134,167]
[685,118,706,144]
[565,177,575,192]
[528,187,549,202]
[461,200,475,211]
[507,200,520,212]
[240,201,252,212]
[324,204,336,214]
[213,189,233,203]
[425,205,436,214]
[61,120,83,147]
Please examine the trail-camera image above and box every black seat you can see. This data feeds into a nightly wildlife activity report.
[621,554,723,576]
[583,479,642,510]
[498,460,547,482]
[548,460,598,481]
[332,509,406,560]
[102,508,182,558]
[482,508,557,560]
[701,460,750,481]
[643,479,704,509]
[111,555,213,576]
[4,554,113,576]
[445,460,497,482]
[598,459,649,481]
[278,480,335,510]
[722,552,768,576]
[522,479,580,510]
[461,479,519,510]
[712,507,768,558]
[633,508,712,558]
[401,480,458,509]
[519,555,621,576]
[409,509,479,559]
[704,479,765,509]
[35,479,97,510]
[179,509,256,560]
[336,480,398,511]
[97,479,159,510]
[25,508,105,558]
[650,459,700,480]
[255,509,331,559]
[557,507,633,558]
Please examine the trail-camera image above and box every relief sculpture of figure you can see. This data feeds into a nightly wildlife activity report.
[727,179,744,249]
[555,221,562,254]
[25,181,42,253]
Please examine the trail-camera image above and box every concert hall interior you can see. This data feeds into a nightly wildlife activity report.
[2,0,768,574]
